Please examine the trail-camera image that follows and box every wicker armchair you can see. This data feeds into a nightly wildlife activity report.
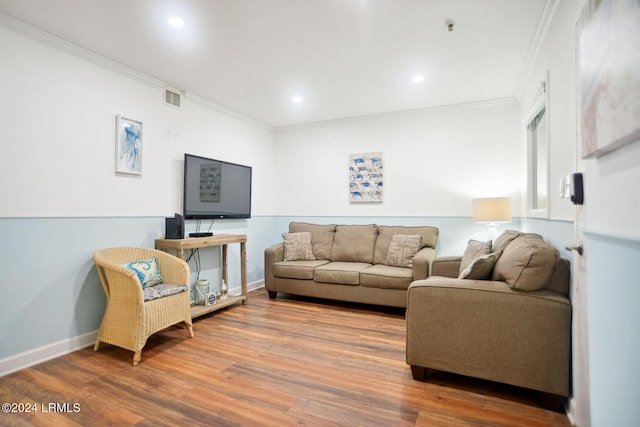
[93,247,194,365]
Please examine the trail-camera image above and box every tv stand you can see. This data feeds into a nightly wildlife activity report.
[155,234,247,318]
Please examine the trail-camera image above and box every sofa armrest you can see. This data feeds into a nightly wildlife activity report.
[431,256,462,278]
[264,243,284,289]
[412,247,437,280]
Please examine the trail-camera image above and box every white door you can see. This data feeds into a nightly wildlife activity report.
[572,1,640,425]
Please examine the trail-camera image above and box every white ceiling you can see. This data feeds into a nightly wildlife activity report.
[0,0,548,128]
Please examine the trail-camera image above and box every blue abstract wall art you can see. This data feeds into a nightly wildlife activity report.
[116,115,143,175]
[349,152,383,203]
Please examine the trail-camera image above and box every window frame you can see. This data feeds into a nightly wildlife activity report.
[524,79,550,219]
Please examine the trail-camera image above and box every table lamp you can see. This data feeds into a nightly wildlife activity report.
[472,197,512,241]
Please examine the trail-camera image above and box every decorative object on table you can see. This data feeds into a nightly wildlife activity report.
[349,152,383,203]
[578,0,640,158]
[220,280,228,300]
[472,197,512,242]
[115,115,143,175]
[205,292,217,306]
[194,279,210,305]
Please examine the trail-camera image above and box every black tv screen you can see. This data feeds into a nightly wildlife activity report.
[183,153,252,219]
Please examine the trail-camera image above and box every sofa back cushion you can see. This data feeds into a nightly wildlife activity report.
[547,258,570,297]
[373,226,439,265]
[492,234,560,291]
[331,224,378,263]
[289,222,336,260]
[492,229,521,252]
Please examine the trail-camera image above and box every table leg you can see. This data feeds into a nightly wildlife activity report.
[222,244,228,289]
[240,241,247,303]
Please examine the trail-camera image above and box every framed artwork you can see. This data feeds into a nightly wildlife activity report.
[349,152,383,203]
[115,115,143,175]
[578,0,640,158]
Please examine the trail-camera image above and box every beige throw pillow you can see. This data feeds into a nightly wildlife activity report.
[459,240,492,275]
[492,234,559,290]
[385,234,422,267]
[459,250,503,280]
[282,232,315,261]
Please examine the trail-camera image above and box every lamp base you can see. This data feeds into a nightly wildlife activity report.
[487,224,498,242]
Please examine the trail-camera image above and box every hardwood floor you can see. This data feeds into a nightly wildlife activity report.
[0,289,570,426]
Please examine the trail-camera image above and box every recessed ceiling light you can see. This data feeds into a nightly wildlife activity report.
[412,75,425,83]
[292,96,303,104]
[168,17,184,28]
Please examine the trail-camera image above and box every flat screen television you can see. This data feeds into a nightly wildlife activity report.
[183,153,252,219]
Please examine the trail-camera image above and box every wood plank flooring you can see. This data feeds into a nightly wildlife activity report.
[0,289,571,426]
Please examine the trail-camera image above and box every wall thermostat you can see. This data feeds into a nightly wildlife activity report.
[205,292,217,306]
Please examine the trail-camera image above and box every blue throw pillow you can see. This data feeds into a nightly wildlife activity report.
[121,257,164,288]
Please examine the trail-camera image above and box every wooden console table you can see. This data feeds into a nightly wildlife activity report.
[155,234,247,318]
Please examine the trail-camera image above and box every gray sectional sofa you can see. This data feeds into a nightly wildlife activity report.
[264,222,439,308]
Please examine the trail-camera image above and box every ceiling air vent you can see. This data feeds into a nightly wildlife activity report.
[164,88,182,109]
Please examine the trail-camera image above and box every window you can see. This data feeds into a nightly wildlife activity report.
[528,107,548,210]
[525,79,549,218]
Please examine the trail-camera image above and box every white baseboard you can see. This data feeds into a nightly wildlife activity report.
[566,397,577,426]
[0,330,97,378]
[247,279,265,293]
[1,281,265,378]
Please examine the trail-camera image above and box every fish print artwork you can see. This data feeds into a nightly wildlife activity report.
[349,152,383,203]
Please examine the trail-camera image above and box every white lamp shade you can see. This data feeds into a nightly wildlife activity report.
[472,197,512,223]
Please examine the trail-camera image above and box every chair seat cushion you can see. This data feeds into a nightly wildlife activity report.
[143,283,188,302]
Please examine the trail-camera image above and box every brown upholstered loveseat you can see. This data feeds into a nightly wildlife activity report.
[264,222,439,308]
[406,231,572,397]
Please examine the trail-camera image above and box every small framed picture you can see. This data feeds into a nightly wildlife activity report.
[115,115,143,175]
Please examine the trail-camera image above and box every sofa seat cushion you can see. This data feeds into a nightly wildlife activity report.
[274,260,330,280]
[360,264,414,290]
[314,262,372,285]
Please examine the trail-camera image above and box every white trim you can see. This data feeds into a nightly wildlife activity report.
[184,92,273,132]
[0,13,164,90]
[247,279,265,293]
[0,284,265,377]
[514,0,561,100]
[0,330,97,377]
[275,97,517,134]
[566,397,577,426]
[524,71,550,219]
[0,12,273,133]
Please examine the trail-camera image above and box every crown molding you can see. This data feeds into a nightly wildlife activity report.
[275,97,517,134]
[513,0,561,101]
[0,12,165,89]
[1,12,274,132]
[184,92,274,132]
